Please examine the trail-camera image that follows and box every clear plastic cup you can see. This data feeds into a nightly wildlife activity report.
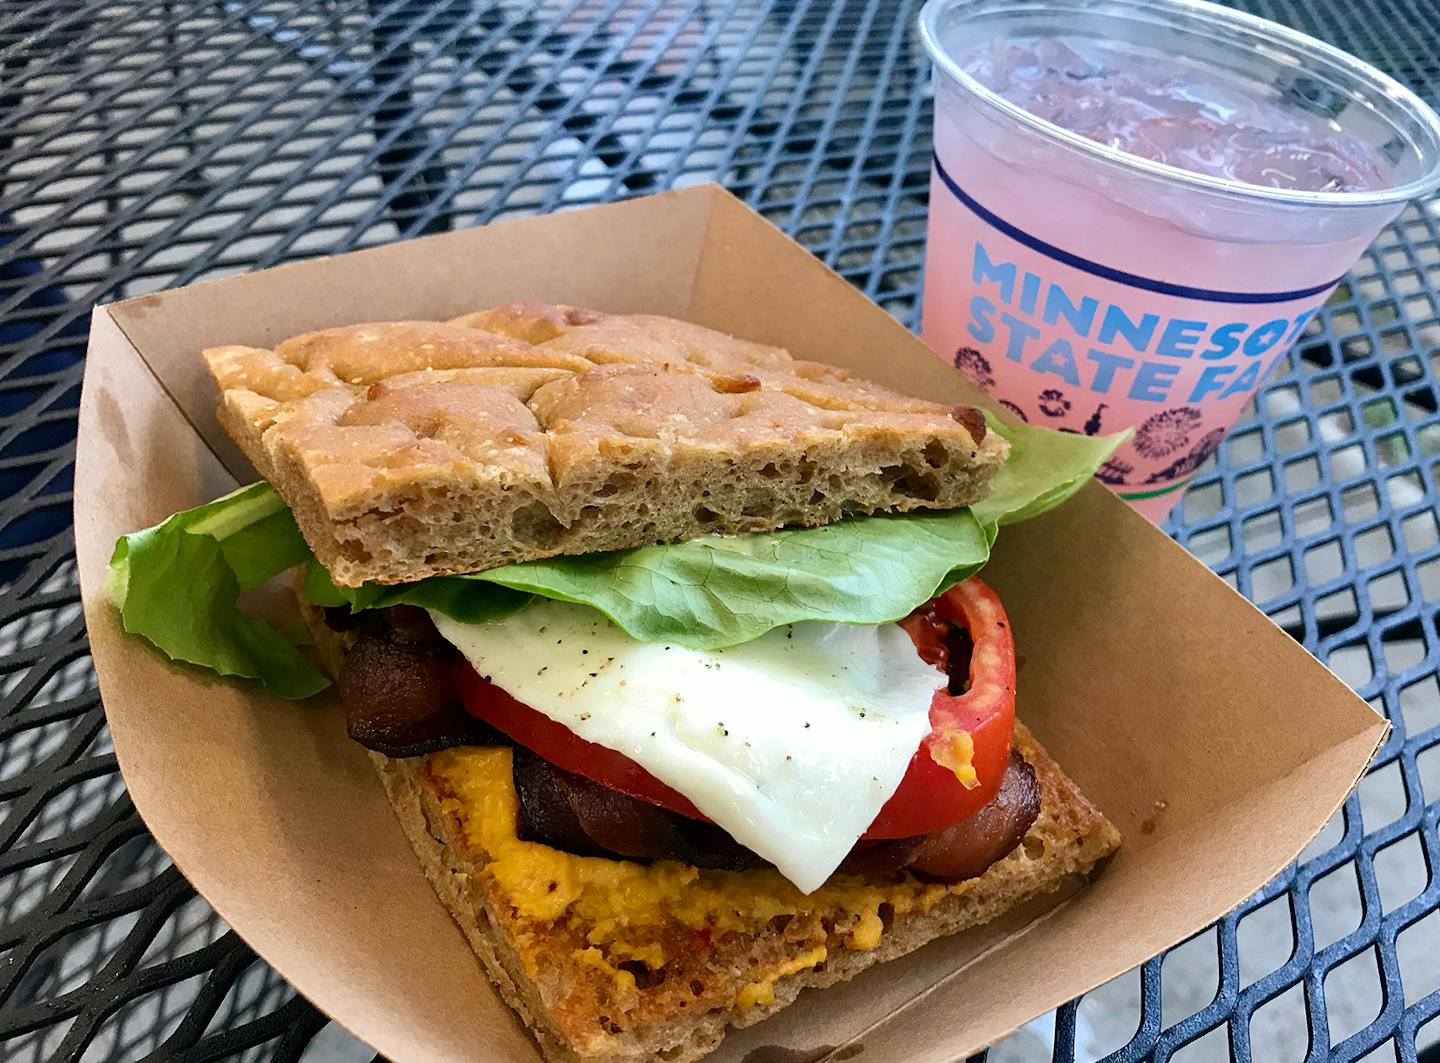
[918,0,1440,520]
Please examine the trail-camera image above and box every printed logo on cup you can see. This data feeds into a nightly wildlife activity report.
[921,153,1338,507]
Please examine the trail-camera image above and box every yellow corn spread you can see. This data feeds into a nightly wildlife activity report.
[736,946,829,1009]
[935,730,979,788]
[428,747,981,997]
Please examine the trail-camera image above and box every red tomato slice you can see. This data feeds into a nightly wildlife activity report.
[869,576,1016,837]
[456,576,1017,840]
[456,667,709,820]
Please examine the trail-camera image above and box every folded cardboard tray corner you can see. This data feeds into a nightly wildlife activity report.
[72,185,1388,1063]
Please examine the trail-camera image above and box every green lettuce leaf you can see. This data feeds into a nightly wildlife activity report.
[304,512,986,649]
[476,507,991,648]
[108,418,1125,693]
[107,482,329,699]
[971,415,1131,531]
[303,562,531,625]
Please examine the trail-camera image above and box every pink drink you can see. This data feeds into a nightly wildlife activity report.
[964,39,1389,194]
[919,0,1440,520]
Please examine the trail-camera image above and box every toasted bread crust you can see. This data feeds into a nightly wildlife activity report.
[373,727,1116,1063]
[209,304,1007,586]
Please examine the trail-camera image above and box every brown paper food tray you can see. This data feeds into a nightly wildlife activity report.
[73,185,1385,1063]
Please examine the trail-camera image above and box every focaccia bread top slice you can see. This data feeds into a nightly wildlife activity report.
[206,302,1007,586]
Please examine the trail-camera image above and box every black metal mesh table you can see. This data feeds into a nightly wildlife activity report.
[3,1,1439,1060]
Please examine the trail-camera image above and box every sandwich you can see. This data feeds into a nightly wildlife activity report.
[107,303,1124,1063]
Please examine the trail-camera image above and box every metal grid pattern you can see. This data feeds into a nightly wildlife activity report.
[1,1,1438,1059]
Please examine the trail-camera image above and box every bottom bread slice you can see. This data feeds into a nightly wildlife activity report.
[369,725,1119,1063]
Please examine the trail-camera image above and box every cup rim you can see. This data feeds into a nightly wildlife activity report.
[917,0,1440,209]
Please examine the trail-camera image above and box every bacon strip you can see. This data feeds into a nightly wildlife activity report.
[335,608,501,757]
[513,744,1038,883]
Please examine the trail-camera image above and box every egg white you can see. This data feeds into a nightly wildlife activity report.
[429,599,942,893]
